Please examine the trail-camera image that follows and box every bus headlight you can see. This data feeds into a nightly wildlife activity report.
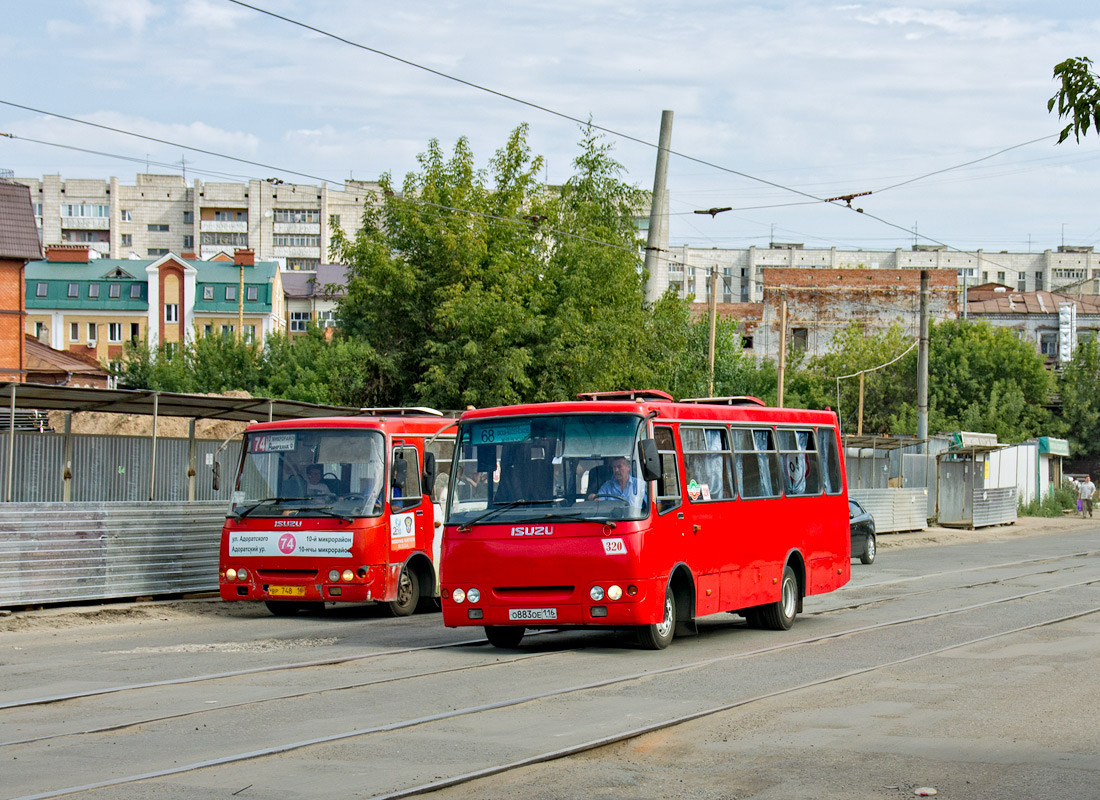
[467,588,481,603]
[225,568,237,580]
[590,586,605,601]
[342,569,354,582]
[236,568,248,581]
[452,588,466,603]
[607,584,623,601]
[328,569,340,582]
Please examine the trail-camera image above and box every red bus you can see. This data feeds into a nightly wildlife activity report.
[440,391,850,649]
[218,411,455,616]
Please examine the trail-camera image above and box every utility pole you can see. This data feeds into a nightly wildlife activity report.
[643,110,673,304]
[777,298,788,408]
[707,266,718,396]
[918,270,930,440]
[857,371,865,436]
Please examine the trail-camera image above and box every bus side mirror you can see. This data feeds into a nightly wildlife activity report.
[422,452,437,495]
[639,439,661,482]
[212,460,221,492]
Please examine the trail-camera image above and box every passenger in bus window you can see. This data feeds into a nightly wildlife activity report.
[588,456,647,508]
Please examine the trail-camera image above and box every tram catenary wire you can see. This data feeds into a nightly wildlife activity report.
[7,573,1100,800]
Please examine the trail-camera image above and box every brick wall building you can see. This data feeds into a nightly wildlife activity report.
[0,181,43,381]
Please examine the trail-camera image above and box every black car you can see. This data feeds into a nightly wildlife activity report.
[849,499,876,564]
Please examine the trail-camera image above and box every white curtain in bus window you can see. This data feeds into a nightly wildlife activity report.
[777,429,822,496]
[818,427,843,495]
[733,428,782,499]
[681,426,734,501]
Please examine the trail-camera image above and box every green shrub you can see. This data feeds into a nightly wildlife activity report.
[1019,482,1078,517]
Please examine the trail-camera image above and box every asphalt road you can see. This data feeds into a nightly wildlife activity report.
[2,516,1098,800]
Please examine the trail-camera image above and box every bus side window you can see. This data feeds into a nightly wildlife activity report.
[777,429,822,496]
[733,428,782,499]
[819,427,844,495]
[681,426,735,501]
[391,447,422,510]
[425,438,455,505]
[654,426,681,514]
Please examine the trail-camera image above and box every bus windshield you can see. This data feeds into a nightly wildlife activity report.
[233,428,385,519]
[447,413,649,526]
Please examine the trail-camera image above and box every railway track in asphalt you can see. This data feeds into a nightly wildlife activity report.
[5,548,1100,800]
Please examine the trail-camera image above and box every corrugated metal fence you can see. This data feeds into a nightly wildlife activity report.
[849,488,929,533]
[0,501,227,606]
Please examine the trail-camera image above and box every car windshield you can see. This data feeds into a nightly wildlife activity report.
[232,428,385,518]
[447,413,650,526]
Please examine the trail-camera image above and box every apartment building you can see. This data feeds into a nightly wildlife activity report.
[15,173,380,271]
[25,246,282,363]
[665,243,1100,305]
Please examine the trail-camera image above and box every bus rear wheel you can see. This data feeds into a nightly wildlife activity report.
[386,568,420,617]
[485,626,525,648]
[637,585,676,650]
[759,566,798,630]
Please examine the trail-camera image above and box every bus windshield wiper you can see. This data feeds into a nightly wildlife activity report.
[458,499,562,531]
[233,497,310,520]
[305,506,355,523]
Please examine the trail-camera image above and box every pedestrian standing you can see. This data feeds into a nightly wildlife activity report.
[1078,475,1096,519]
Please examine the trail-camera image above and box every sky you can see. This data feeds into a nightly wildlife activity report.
[2,0,1100,255]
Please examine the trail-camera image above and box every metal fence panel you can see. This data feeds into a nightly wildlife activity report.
[849,488,928,533]
[973,487,1018,528]
[0,501,227,607]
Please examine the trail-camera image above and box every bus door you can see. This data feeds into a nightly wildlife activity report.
[731,427,784,607]
[389,444,429,574]
[679,424,738,616]
[424,435,456,586]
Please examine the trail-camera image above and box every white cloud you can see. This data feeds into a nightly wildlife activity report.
[80,0,160,32]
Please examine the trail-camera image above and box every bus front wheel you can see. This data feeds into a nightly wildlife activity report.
[759,566,798,630]
[637,585,676,650]
[386,568,420,617]
[485,626,525,648]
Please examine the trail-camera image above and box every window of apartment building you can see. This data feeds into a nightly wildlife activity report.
[273,209,320,223]
[981,271,988,283]
[286,258,319,271]
[87,323,97,343]
[246,286,258,301]
[108,323,122,343]
[318,310,337,328]
[88,283,100,299]
[147,248,169,256]
[183,211,194,224]
[165,304,179,323]
[1039,332,1057,357]
[35,283,47,297]
[200,232,248,247]
[147,224,170,232]
[290,311,311,332]
[204,325,213,337]
[203,286,215,300]
[164,342,177,359]
[221,325,235,337]
[61,204,109,218]
[1018,275,1027,291]
[183,235,194,249]
[130,284,142,298]
[245,325,256,342]
[225,286,237,301]
[120,234,132,247]
[120,210,132,222]
[273,234,321,248]
[790,327,809,352]
[35,322,45,339]
[1053,268,1086,281]
[997,271,1006,283]
[742,336,754,350]
[329,214,340,228]
[69,322,79,342]
[213,210,247,222]
[109,283,121,299]
[32,203,42,218]
[67,283,79,298]
[1035,271,1044,291]
[130,323,140,344]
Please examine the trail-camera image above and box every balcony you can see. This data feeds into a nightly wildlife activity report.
[61,216,110,230]
[200,220,248,233]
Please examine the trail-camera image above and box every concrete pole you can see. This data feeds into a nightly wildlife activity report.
[918,270,930,440]
[643,111,674,304]
[707,267,718,396]
[777,299,788,408]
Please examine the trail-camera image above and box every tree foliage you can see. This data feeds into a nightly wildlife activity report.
[1058,337,1100,458]
[1048,56,1100,143]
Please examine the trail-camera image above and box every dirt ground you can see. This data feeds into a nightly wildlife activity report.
[874,512,1097,550]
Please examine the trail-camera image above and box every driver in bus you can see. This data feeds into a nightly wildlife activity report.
[588,456,647,508]
[304,464,334,501]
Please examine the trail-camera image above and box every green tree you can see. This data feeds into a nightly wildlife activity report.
[1048,56,1100,143]
[1058,337,1100,458]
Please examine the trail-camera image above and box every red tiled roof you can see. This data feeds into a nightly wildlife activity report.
[968,290,1100,315]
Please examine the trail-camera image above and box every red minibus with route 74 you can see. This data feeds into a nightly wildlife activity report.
[218,410,455,616]
[440,390,850,649]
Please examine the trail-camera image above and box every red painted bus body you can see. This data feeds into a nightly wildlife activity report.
[440,392,850,649]
[219,413,455,617]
